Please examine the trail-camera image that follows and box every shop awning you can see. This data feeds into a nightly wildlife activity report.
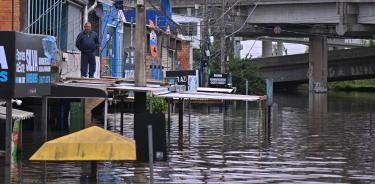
[0,106,34,120]
[30,126,136,161]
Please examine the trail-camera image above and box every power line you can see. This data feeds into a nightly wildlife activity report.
[225,0,261,38]
[210,0,242,25]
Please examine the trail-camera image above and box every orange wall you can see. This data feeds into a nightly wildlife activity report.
[177,41,191,70]
[0,0,21,31]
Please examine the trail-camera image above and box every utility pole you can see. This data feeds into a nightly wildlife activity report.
[220,0,226,73]
[135,0,146,87]
[201,0,209,87]
[134,0,147,162]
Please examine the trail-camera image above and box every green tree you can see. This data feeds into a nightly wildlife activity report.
[228,58,265,95]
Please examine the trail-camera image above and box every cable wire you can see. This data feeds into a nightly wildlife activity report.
[225,0,261,38]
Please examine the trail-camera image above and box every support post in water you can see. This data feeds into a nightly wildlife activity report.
[178,98,184,137]
[178,98,184,150]
[266,79,273,137]
[167,99,171,134]
[5,99,12,165]
[91,161,97,179]
[121,97,124,135]
[148,125,154,184]
[246,80,249,128]
[188,99,191,125]
[41,96,48,141]
[104,98,108,130]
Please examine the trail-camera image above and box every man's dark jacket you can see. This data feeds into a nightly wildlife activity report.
[75,31,99,54]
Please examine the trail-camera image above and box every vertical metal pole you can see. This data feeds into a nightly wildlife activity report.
[49,0,52,35]
[148,125,154,184]
[267,105,271,138]
[258,99,261,137]
[31,0,34,33]
[167,99,171,134]
[56,0,59,37]
[104,98,108,130]
[12,0,15,31]
[246,80,248,133]
[20,120,23,152]
[5,99,12,165]
[246,80,248,117]
[38,1,41,34]
[27,0,31,33]
[178,98,184,137]
[58,0,62,46]
[42,0,45,34]
[53,0,56,36]
[121,98,124,135]
[266,79,273,138]
[130,17,134,48]
[114,99,117,131]
[41,96,48,141]
[188,99,191,125]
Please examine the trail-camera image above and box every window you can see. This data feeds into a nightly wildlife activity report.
[27,0,83,51]
[26,0,63,38]
[179,22,198,36]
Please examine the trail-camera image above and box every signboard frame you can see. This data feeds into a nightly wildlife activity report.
[0,31,51,98]
[165,70,198,88]
[209,73,232,88]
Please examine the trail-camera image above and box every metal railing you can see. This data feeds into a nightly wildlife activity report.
[25,0,64,43]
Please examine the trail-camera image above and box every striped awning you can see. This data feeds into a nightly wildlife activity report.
[0,106,34,120]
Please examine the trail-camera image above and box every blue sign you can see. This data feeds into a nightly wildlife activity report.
[0,46,9,82]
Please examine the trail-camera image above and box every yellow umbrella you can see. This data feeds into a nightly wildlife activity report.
[30,126,136,161]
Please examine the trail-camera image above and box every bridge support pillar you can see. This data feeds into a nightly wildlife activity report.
[276,41,284,56]
[309,35,328,93]
[262,40,272,57]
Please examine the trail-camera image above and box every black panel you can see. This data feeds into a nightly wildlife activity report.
[0,31,16,98]
[134,113,167,162]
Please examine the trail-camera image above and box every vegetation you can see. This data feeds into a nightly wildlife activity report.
[225,58,265,95]
[192,48,201,70]
[192,39,265,95]
[146,96,168,113]
[329,80,375,92]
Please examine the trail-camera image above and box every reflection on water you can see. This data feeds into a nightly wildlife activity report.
[1,91,375,183]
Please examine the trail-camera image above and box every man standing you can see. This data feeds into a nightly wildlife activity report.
[76,22,99,78]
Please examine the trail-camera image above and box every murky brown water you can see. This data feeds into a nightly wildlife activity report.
[1,91,375,183]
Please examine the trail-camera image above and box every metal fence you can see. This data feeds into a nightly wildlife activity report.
[25,0,64,43]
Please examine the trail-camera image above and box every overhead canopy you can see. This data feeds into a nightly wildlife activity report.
[50,83,107,98]
[0,106,34,120]
[30,126,136,161]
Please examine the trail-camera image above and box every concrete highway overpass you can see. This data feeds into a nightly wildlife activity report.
[172,0,375,38]
[253,47,375,85]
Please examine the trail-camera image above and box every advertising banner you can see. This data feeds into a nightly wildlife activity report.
[0,31,51,98]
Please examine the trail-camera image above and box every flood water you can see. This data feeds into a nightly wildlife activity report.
[1,91,375,183]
